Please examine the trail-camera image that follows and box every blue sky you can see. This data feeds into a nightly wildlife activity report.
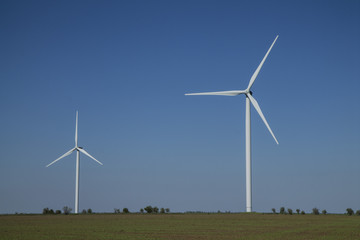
[0,0,359,214]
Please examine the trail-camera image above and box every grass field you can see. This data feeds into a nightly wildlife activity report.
[1,213,359,240]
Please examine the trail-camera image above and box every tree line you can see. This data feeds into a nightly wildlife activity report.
[43,206,171,215]
[271,207,360,216]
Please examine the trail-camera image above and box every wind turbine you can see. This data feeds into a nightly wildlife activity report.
[185,36,279,212]
[46,111,103,214]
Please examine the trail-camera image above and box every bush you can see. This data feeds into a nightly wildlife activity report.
[49,209,55,214]
[140,208,144,213]
[43,208,50,214]
[312,208,319,215]
[153,207,159,213]
[165,208,170,213]
[114,208,120,214]
[81,209,87,214]
[346,208,354,216]
[55,210,61,214]
[87,208,92,214]
[123,208,129,214]
[301,210,305,215]
[144,206,153,213]
[356,210,360,216]
[63,206,72,215]
[271,208,276,214]
[322,210,327,215]
[280,207,285,214]
[296,209,300,214]
[287,208,293,215]
[160,208,165,214]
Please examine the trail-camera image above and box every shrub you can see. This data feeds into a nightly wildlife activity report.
[356,210,360,216]
[287,208,293,215]
[123,208,129,214]
[55,210,61,214]
[144,206,153,213]
[63,206,72,215]
[296,209,300,214]
[165,208,170,213]
[322,210,327,215]
[140,208,144,213]
[81,209,87,214]
[87,208,92,214]
[280,207,285,214]
[114,208,120,214]
[301,210,305,215]
[312,208,319,215]
[346,208,354,216]
[160,208,165,214]
[43,208,50,214]
[271,208,276,214]
[49,209,55,214]
[153,207,159,213]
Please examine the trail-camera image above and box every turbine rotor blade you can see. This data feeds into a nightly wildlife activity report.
[75,111,78,147]
[78,148,103,165]
[247,35,278,91]
[247,94,279,144]
[46,148,76,167]
[185,90,246,96]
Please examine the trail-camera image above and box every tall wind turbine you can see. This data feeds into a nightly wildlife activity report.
[185,36,279,212]
[46,111,103,214]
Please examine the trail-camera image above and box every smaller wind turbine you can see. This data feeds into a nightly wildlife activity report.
[46,111,103,214]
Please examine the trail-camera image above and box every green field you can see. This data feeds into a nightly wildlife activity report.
[1,213,359,240]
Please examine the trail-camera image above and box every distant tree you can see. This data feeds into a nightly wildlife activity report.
[123,208,129,214]
[160,208,165,214]
[82,209,87,214]
[312,208,319,215]
[280,207,285,214]
[322,210,327,215]
[144,206,153,213]
[296,209,300,214]
[43,208,50,214]
[271,208,276,214]
[63,206,72,215]
[346,208,354,216]
[301,211,305,215]
[287,208,293,215]
[153,206,159,213]
[49,209,55,214]
[140,208,144,213]
[114,208,120,214]
[87,208,92,214]
[55,210,61,215]
[165,208,170,213]
[355,210,360,216]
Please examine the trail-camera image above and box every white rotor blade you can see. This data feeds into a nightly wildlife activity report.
[78,148,103,165]
[247,35,278,91]
[46,148,76,167]
[185,90,246,96]
[247,94,279,144]
[75,111,78,147]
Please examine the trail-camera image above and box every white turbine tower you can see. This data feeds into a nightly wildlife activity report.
[185,36,279,212]
[46,111,103,214]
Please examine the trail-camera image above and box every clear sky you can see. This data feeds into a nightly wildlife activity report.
[0,0,359,214]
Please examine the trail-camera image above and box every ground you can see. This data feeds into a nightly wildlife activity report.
[0,213,359,240]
